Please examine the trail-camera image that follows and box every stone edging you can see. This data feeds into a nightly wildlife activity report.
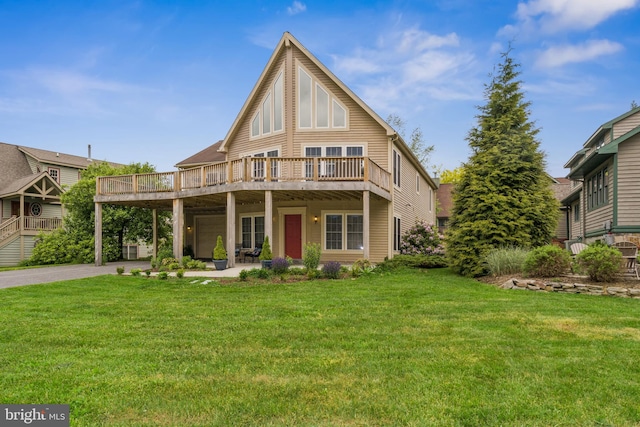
[500,278,640,299]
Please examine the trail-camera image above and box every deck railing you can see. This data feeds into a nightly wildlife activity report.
[0,216,63,246]
[97,157,392,196]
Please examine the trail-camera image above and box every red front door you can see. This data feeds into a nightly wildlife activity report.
[284,214,302,259]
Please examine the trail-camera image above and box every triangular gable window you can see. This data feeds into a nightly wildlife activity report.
[250,71,284,139]
[298,65,348,131]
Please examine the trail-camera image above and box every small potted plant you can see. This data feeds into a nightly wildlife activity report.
[212,235,227,270]
[259,235,273,269]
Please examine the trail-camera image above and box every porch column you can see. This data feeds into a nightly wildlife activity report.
[363,190,370,259]
[95,202,103,266]
[19,194,24,261]
[172,199,184,262]
[152,209,158,260]
[265,190,273,247]
[226,192,236,267]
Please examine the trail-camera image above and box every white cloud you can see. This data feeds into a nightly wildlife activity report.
[535,39,624,68]
[287,1,306,16]
[512,0,638,33]
[397,28,459,52]
[27,68,138,94]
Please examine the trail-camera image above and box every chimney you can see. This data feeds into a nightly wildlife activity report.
[87,144,92,162]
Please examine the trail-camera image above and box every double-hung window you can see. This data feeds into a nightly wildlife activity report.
[241,215,265,249]
[324,212,363,251]
[250,149,279,180]
[393,149,401,188]
[48,167,60,183]
[586,167,608,210]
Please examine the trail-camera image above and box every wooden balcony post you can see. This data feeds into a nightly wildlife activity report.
[364,158,370,182]
[201,166,206,188]
[172,198,184,262]
[226,192,236,268]
[95,202,103,266]
[266,158,272,181]
[363,190,370,260]
[313,158,319,181]
[265,190,273,250]
[174,171,181,191]
[132,174,138,194]
[227,161,233,183]
[152,209,158,260]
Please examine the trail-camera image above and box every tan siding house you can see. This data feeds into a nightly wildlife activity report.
[562,107,640,245]
[94,32,438,265]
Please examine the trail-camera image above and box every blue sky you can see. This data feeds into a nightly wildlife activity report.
[1,0,639,177]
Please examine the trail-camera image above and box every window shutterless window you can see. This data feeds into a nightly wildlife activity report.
[393,150,401,187]
[394,217,401,251]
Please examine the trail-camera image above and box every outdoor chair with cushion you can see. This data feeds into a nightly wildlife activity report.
[245,245,262,263]
[613,241,639,279]
[570,242,588,257]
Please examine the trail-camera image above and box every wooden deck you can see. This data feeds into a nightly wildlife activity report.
[96,157,391,204]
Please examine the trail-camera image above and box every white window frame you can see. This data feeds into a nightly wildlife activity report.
[321,210,364,252]
[393,149,401,189]
[297,63,349,131]
[48,167,60,183]
[393,216,401,252]
[239,214,265,249]
[250,69,284,139]
[302,144,366,178]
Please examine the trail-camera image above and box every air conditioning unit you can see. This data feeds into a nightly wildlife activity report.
[603,220,612,231]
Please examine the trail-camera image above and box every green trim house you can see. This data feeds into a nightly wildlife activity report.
[562,106,640,245]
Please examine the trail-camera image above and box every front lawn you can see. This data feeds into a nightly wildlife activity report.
[1,269,639,426]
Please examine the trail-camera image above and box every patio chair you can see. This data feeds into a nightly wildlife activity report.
[613,241,639,279]
[244,244,262,263]
[570,242,588,257]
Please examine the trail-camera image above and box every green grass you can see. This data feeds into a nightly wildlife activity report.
[1,269,640,426]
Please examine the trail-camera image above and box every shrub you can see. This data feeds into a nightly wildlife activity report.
[322,261,342,279]
[145,269,151,278]
[376,254,448,272]
[238,269,249,281]
[156,247,174,264]
[485,246,530,276]
[116,266,125,275]
[130,268,142,277]
[288,267,307,276]
[576,244,623,282]
[522,245,571,277]
[213,236,227,260]
[259,236,272,261]
[400,220,445,256]
[303,242,321,272]
[271,257,290,274]
[176,269,185,279]
[186,259,207,270]
[157,271,169,280]
[351,258,373,277]
[181,255,192,268]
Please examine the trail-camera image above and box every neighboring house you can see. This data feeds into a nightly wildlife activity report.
[552,177,571,245]
[94,32,439,266]
[436,183,454,234]
[0,143,90,266]
[562,106,640,246]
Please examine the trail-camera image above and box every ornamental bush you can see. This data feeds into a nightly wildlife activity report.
[303,242,321,272]
[322,261,342,279]
[522,245,571,277]
[400,220,445,256]
[485,246,530,276]
[576,243,623,282]
[271,257,290,275]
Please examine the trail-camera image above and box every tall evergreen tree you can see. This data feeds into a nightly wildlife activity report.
[446,50,558,277]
